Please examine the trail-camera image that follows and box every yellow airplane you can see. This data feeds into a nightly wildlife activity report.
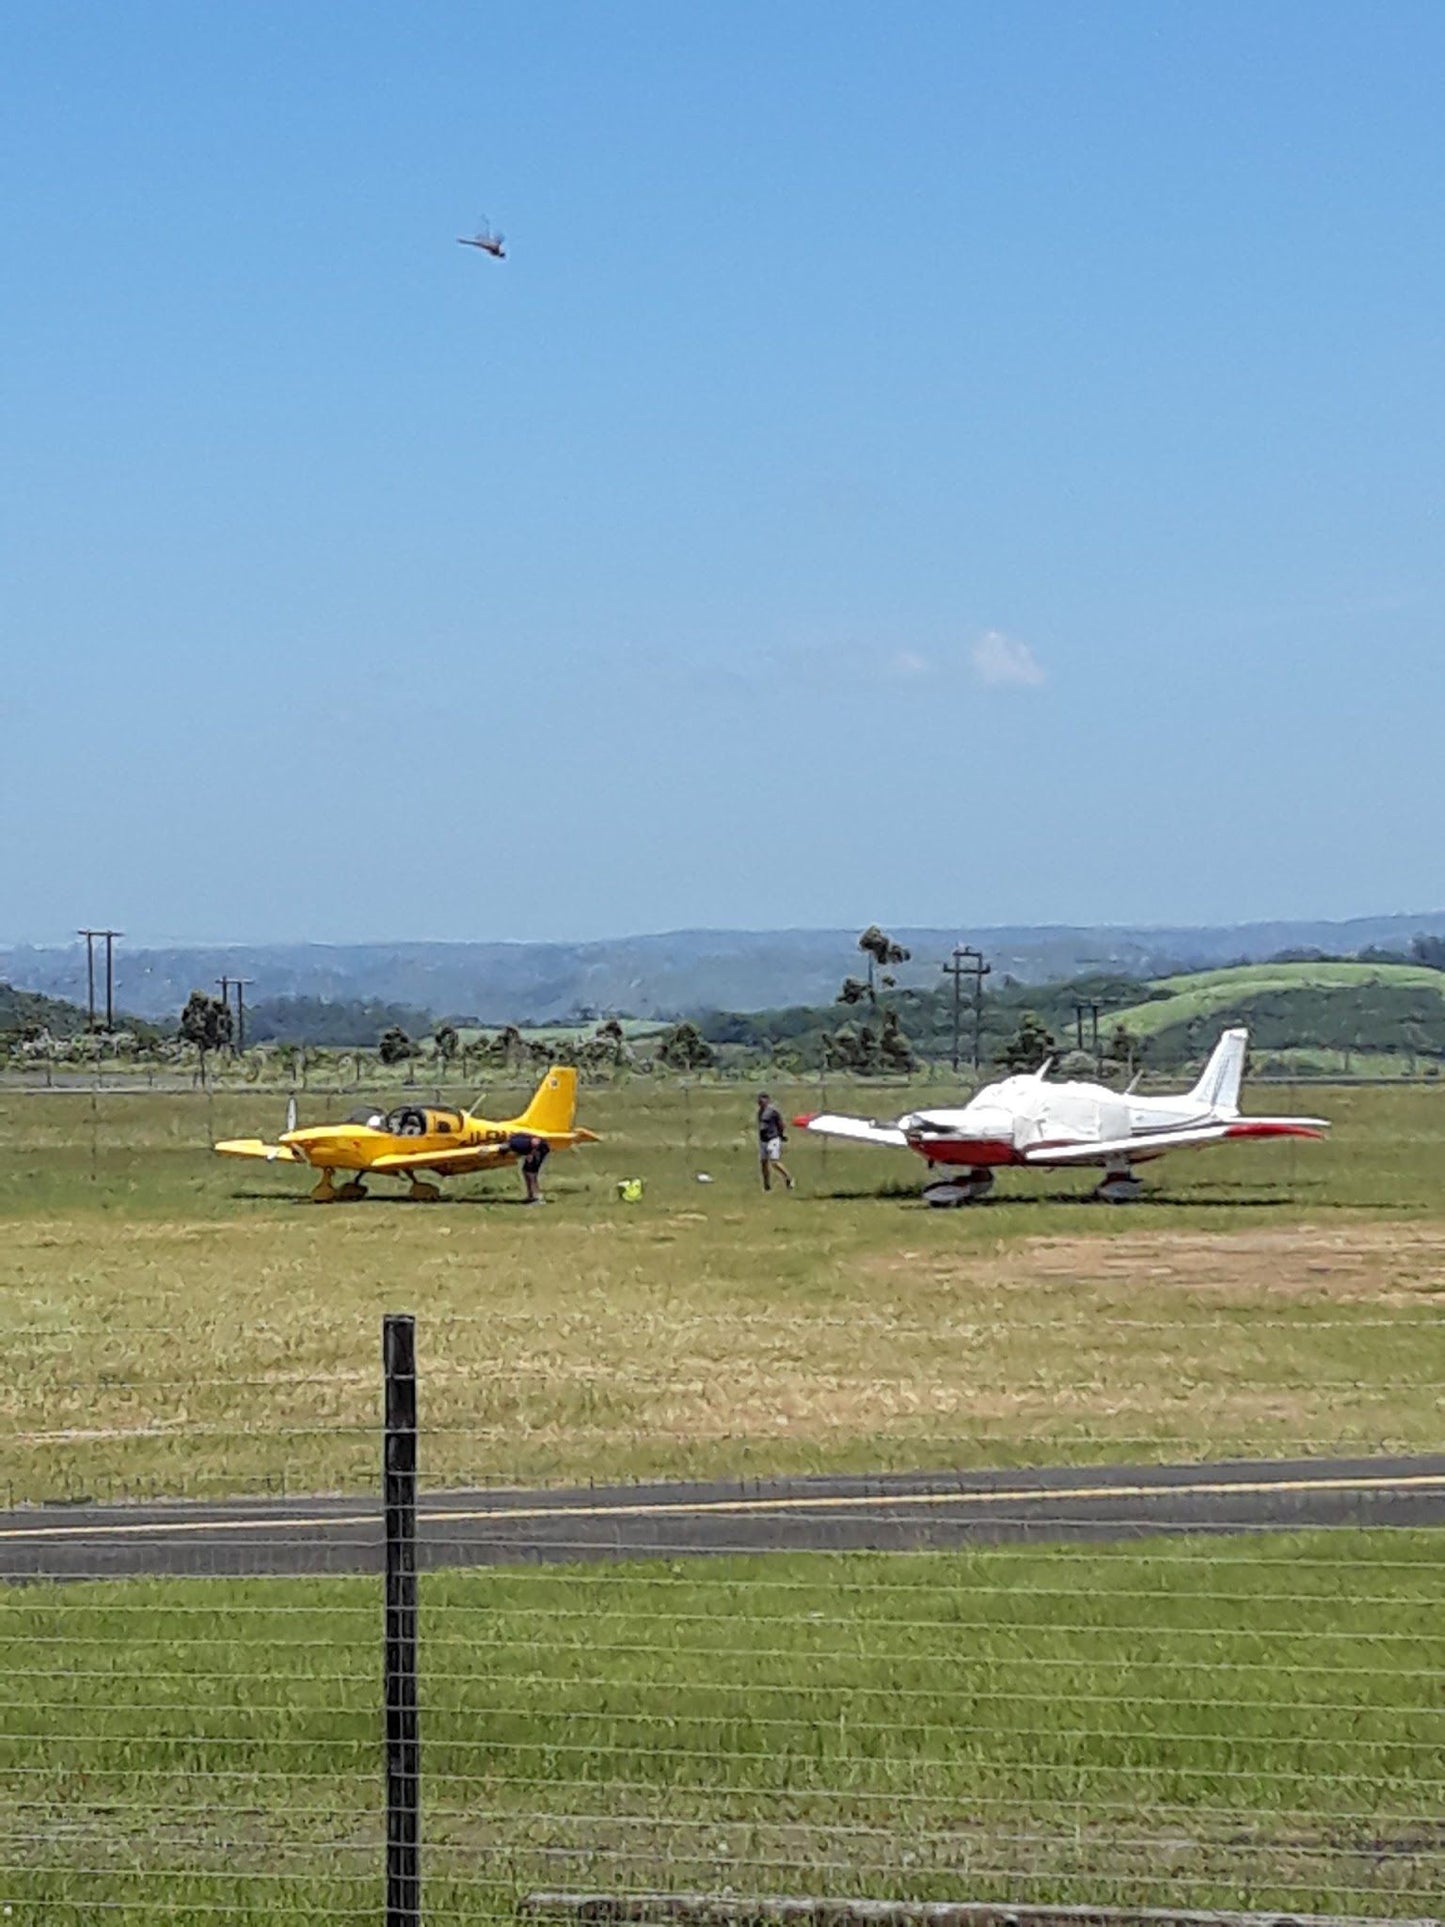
[214,1065,598,1203]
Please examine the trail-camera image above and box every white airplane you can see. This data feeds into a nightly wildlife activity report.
[795,1028,1328,1205]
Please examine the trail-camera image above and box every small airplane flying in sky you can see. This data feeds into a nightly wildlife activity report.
[215,1067,596,1203]
[457,220,505,258]
[795,1028,1328,1205]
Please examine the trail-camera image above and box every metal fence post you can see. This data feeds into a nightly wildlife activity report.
[384,1313,420,1926]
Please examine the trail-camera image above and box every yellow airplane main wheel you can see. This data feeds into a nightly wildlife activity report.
[407,1178,442,1203]
[334,1179,369,1203]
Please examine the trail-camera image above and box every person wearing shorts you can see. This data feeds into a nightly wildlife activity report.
[507,1131,551,1204]
[756,1092,794,1193]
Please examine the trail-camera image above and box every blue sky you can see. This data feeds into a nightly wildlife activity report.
[3,1,1441,944]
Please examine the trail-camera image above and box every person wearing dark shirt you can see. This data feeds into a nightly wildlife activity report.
[755,1092,795,1193]
[507,1131,551,1205]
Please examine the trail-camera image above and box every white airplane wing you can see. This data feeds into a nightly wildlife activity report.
[1025,1116,1328,1167]
[793,1111,910,1149]
[1024,1124,1230,1165]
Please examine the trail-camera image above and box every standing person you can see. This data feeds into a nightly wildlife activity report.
[508,1131,551,1204]
[756,1092,795,1193]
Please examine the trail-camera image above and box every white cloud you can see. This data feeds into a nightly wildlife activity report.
[970,629,1045,688]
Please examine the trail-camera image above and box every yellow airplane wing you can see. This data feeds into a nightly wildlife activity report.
[369,1124,600,1176]
[370,1144,511,1176]
[214,1138,303,1163]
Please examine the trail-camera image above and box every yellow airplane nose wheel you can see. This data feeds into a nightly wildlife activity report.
[310,1171,338,1205]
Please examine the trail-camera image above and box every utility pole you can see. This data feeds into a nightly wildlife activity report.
[78,929,122,1031]
[1072,999,1104,1060]
[941,953,960,1071]
[215,976,250,1054]
[79,931,97,1032]
[232,979,254,1054]
[942,944,991,1073]
[103,931,120,1031]
[217,976,253,1052]
[971,950,991,1072]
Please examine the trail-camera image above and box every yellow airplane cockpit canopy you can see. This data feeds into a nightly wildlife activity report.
[343,1105,467,1137]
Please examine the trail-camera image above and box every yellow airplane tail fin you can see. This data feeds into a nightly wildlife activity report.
[514,1065,579,1136]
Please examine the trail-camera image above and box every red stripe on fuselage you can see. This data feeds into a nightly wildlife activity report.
[907,1136,1020,1167]
[1224,1121,1326,1141]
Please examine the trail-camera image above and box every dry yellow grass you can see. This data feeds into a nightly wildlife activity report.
[2,1080,1443,1502]
[3,1197,1442,1504]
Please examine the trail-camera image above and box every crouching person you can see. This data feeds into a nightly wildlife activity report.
[508,1131,551,1205]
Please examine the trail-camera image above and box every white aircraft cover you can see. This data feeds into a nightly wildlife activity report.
[1024,1123,1230,1164]
[1024,1116,1328,1165]
[799,1113,910,1148]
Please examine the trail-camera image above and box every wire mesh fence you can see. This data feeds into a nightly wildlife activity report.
[3,1307,1442,1923]
[403,1296,1445,1927]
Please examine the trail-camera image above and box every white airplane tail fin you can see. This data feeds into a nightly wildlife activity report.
[1190,1027,1248,1116]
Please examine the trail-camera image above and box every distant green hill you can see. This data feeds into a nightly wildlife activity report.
[0,982,166,1046]
[0,981,93,1039]
[243,996,439,1048]
[5,912,1445,1022]
[699,959,1445,1073]
[1111,962,1445,1061]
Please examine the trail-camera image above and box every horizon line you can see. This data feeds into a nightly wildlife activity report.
[4,910,1445,954]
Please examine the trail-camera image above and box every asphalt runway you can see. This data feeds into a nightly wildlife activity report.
[2,1455,1443,1582]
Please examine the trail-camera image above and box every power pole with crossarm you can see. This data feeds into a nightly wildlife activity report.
[78,929,123,1031]
[216,977,254,1053]
[941,944,991,1074]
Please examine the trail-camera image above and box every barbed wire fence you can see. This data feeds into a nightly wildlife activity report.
[2,1295,1441,1925]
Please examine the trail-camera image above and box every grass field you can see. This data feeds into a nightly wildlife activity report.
[2,1080,1443,1504]
[2,1532,1441,1922]
[2,1080,1442,1921]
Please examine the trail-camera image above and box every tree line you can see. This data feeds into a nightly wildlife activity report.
[6,927,1444,1079]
